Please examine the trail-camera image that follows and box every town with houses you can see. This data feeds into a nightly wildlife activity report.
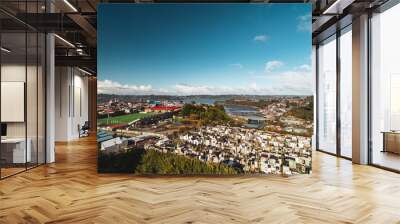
[97,95,313,175]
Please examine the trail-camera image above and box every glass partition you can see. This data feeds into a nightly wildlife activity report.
[38,32,46,165]
[1,31,28,177]
[339,26,352,158]
[27,30,38,169]
[0,2,46,179]
[317,35,337,154]
[370,3,400,171]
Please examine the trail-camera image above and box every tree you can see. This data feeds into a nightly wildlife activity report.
[134,150,238,175]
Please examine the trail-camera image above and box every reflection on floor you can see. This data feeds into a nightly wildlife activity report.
[0,136,400,223]
[0,163,43,179]
[373,150,400,171]
[0,167,25,178]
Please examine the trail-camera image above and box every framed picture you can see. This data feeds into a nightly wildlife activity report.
[97,3,313,176]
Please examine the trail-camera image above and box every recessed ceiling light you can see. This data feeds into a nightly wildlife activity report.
[54,34,75,48]
[63,0,78,12]
[1,47,11,53]
[78,67,93,76]
[323,0,354,15]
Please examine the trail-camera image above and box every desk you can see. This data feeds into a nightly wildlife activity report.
[1,138,31,164]
[382,131,400,154]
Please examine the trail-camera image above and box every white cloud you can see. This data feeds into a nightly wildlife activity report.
[229,63,243,69]
[173,83,276,95]
[98,79,153,95]
[98,80,279,96]
[253,35,268,42]
[265,60,284,72]
[255,63,313,95]
[99,62,313,96]
[173,84,213,95]
[297,14,311,32]
[296,64,311,71]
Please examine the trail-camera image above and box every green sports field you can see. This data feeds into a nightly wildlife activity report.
[97,112,156,126]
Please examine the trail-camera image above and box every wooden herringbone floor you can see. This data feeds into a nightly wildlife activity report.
[1,136,400,224]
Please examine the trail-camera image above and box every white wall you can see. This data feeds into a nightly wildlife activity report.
[72,73,89,138]
[1,63,46,164]
[1,64,26,138]
[1,64,42,138]
[55,67,89,141]
[55,67,69,141]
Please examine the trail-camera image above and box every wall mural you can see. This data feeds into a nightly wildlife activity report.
[97,3,313,175]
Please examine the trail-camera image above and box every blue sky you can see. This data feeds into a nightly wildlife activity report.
[98,4,312,95]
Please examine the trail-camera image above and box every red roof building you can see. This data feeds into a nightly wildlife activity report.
[150,106,181,112]
[109,124,129,131]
